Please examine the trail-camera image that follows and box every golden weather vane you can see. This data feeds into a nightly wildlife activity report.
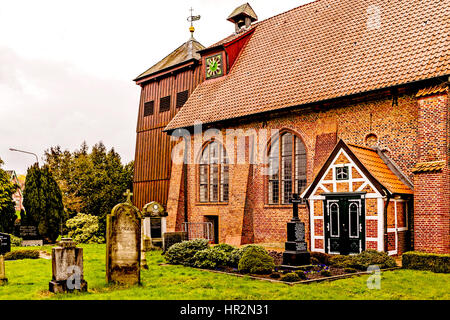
[187,7,201,38]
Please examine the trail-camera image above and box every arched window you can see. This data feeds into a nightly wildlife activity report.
[199,141,229,203]
[268,132,307,204]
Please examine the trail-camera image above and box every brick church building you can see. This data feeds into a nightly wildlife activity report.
[133,1,449,254]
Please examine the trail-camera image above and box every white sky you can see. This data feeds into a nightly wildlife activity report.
[0,0,310,174]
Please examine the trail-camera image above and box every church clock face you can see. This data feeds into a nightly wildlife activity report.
[205,54,223,79]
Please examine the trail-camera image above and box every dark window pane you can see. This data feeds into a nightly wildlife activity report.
[350,203,359,238]
[143,101,154,116]
[330,203,339,237]
[159,96,171,112]
[336,166,349,180]
[176,90,189,107]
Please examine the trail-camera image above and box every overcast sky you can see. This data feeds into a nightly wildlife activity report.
[0,0,310,174]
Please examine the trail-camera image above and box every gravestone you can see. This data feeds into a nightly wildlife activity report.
[19,225,38,240]
[163,232,188,253]
[282,193,311,266]
[0,255,7,285]
[49,238,87,293]
[142,201,167,249]
[0,233,11,255]
[106,190,141,285]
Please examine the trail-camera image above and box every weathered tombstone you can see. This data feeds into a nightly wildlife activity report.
[19,225,43,246]
[282,193,311,266]
[49,238,87,293]
[142,201,167,249]
[106,190,141,285]
[0,255,7,285]
[162,232,188,253]
[0,233,11,255]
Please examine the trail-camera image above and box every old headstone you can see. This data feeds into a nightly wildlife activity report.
[0,255,7,285]
[19,225,38,239]
[49,238,87,293]
[0,233,11,255]
[282,193,311,266]
[142,201,167,249]
[106,189,141,285]
[162,231,188,253]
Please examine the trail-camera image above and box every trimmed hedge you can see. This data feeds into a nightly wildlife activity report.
[4,249,40,260]
[402,251,450,273]
[329,250,397,270]
[281,272,300,282]
[229,244,267,267]
[10,234,22,247]
[238,247,275,274]
[192,246,231,269]
[165,239,209,266]
[310,252,331,265]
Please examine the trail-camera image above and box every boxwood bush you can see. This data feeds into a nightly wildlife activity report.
[192,247,230,269]
[402,251,450,273]
[165,239,209,266]
[4,249,40,260]
[10,234,22,247]
[310,252,331,265]
[238,246,275,274]
[329,250,396,270]
[281,272,300,282]
[229,244,267,267]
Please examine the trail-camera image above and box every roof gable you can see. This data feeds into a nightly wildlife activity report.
[165,0,449,131]
[302,140,413,199]
[134,39,205,81]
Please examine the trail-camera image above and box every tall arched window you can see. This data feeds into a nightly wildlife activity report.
[199,141,229,203]
[268,132,307,204]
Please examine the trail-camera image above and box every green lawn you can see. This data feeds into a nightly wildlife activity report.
[0,244,448,300]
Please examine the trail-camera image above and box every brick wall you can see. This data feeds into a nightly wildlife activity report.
[413,92,449,254]
[169,92,422,247]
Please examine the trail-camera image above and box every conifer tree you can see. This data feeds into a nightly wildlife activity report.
[0,158,17,233]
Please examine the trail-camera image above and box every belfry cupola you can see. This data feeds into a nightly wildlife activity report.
[227,3,258,33]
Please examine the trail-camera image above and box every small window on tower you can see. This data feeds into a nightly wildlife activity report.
[176,90,189,108]
[143,101,154,117]
[159,96,171,112]
[336,166,349,180]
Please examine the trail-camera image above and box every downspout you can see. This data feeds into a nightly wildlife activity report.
[183,137,189,227]
[383,191,392,252]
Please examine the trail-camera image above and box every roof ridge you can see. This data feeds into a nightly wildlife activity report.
[347,143,377,152]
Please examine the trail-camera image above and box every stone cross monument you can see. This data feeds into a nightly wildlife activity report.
[106,189,142,285]
[282,193,311,266]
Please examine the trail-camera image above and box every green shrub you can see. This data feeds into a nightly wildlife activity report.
[212,243,235,253]
[402,251,450,273]
[238,247,275,274]
[344,267,358,273]
[66,213,104,244]
[310,257,320,265]
[320,270,332,277]
[9,234,22,247]
[329,255,353,268]
[281,272,300,282]
[229,244,267,267]
[4,249,40,260]
[165,239,209,266]
[329,251,396,270]
[193,247,229,269]
[270,273,281,279]
[351,250,397,270]
[295,271,307,280]
[310,252,331,265]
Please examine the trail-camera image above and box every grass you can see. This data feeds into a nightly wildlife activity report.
[0,244,448,300]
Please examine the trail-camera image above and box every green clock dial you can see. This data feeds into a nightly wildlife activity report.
[206,54,223,79]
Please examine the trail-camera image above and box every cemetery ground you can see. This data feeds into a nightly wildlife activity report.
[0,244,449,300]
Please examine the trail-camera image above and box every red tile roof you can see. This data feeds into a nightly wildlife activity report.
[348,144,413,195]
[165,0,449,131]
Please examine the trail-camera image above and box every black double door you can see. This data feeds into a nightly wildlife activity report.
[324,194,365,255]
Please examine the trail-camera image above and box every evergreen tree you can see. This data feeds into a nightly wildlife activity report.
[0,158,17,233]
[23,164,65,242]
